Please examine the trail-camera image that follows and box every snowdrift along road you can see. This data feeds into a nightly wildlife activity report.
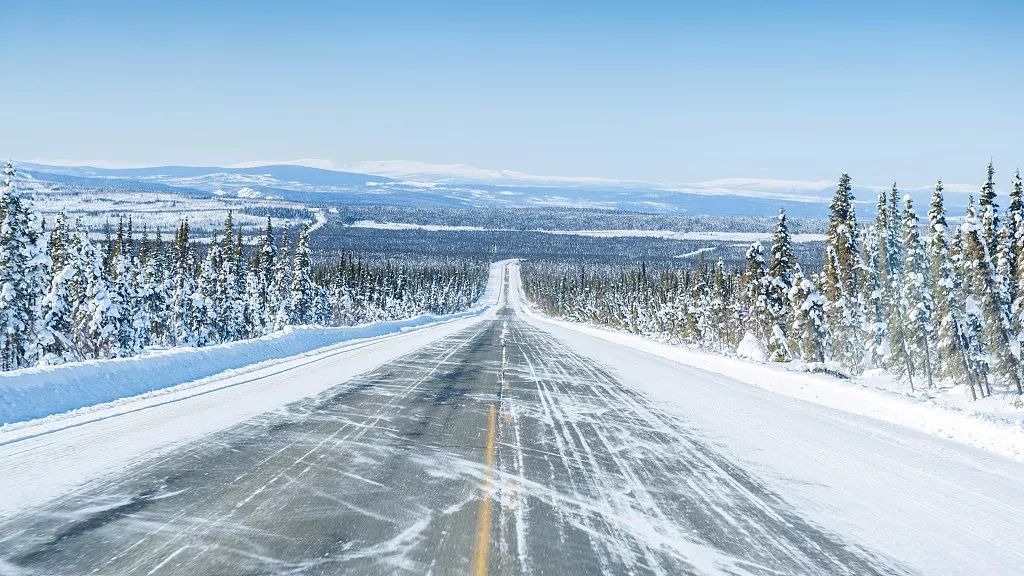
[0,261,510,426]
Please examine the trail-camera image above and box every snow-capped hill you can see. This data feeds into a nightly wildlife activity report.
[17,161,980,217]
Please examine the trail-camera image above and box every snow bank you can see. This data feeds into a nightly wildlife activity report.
[0,260,510,426]
[735,332,767,361]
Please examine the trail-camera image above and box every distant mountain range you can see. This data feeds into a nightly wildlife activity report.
[16,161,978,218]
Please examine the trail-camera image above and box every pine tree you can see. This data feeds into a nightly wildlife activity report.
[192,245,220,346]
[878,184,917,384]
[789,265,829,363]
[698,259,730,351]
[900,194,936,389]
[979,160,1001,260]
[39,230,83,365]
[741,241,770,345]
[0,162,37,369]
[961,197,1022,395]
[110,249,140,356]
[272,226,291,330]
[858,225,886,368]
[1010,170,1024,331]
[169,221,197,346]
[288,224,314,325]
[765,209,796,361]
[76,231,120,359]
[927,180,966,381]
[821,173,863,370]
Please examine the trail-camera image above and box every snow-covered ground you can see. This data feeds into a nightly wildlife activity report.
[507,261,1024,575]
[348,220,826,242]
[20,183,317,238]
[0,261,508,516]
[2,260,1023,574]
[510,263,1024,463]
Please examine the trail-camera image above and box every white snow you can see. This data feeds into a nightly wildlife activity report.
[0,261,509,517]
[347,221,826,243]
[0,313,475,426]
[735,331,768,361]
[514,280,1024,463]
[349,220,490,232]
[507,262,1024,575]
[0,261,508,426]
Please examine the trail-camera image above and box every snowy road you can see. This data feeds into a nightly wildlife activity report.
[1,263,1022,575]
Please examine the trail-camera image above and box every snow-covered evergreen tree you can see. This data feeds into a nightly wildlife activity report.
[789,265,829,364]
[765,209,795,361]
[979,160,1000,260]
[272,226,291,331]
[821,173,862,370]
[900,195,936,389]
[961,196,1022,395]
[287,224,314,325]
[927,180,965,381]
[741,241,770,345]
[0,162,39,369]
[859,226,887,368]
[77,231,120,359]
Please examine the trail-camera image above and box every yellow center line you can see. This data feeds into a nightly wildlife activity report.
[470,403,498,576]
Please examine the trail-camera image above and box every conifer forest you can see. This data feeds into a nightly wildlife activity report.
[523,164,1024,401]
[0,162,487,371]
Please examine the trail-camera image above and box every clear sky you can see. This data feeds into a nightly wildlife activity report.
[1,0,1021,185]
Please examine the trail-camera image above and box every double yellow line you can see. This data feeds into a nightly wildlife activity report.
[470,403,498,576]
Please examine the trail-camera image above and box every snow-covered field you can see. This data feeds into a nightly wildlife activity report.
[348,220,826,243]
[20,184,318,236]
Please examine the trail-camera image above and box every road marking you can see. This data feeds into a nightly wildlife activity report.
[470,403,498,576]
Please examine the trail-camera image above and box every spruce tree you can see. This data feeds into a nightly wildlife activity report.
[288,224,314,325]
[979,160,1001,259]
[900,195,936,389]
[766,209,796,361]
[961,197,1022,394]
[0,162,36,369]
[859,226,887,368]
[741,242,770,345]
[927,180,966,381]
[77,231,120,359]
[878,185,916,387]
[271,226,291,330]
[789,265,829,364]
[821,174,863,370]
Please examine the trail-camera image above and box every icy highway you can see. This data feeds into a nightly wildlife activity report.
[1,263,1022,575]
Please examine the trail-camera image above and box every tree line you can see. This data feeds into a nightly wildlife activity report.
[0,162,487,371]
[523,163,1024,400]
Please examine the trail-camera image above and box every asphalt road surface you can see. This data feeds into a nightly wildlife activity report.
[0,285,914,576]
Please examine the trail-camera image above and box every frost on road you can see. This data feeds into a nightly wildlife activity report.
[0,301,909,575]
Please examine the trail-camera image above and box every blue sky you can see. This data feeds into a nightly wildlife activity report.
[1,0,1021,186]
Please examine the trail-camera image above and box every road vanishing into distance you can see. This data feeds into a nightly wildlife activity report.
[1,263,1023,575]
